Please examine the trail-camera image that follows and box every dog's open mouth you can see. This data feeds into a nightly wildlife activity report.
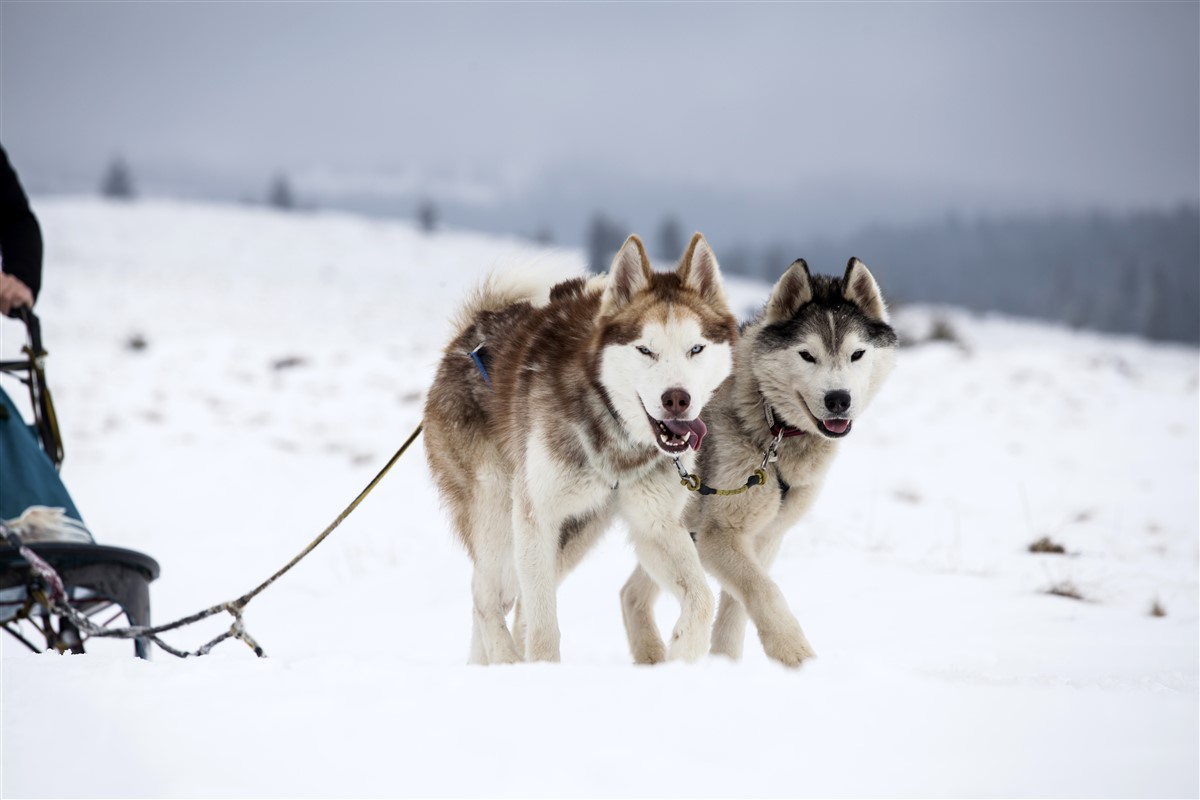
[797,396,854,439]
[818,418,852,438]
[645,412,708,454]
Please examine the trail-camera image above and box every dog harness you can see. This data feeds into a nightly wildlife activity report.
[468,341,492,388]
[672,399,805,496]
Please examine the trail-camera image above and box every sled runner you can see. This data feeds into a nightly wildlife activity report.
[0,309,161,658]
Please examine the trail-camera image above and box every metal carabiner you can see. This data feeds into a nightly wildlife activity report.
[761,428,785,468]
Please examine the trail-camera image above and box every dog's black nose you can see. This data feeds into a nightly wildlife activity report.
[824,390,851,415]
[661,388,691,416]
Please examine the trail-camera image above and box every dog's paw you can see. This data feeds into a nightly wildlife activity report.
[488,643,522,665]
[522,623,562,663]
[667,628,711,662]
[524,638,561,663]
[632,641,666,665]
[709,640,744,661]
[759,627,816,668]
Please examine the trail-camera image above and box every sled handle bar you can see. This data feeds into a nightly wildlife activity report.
[0,307,44,372]
[0,306,64,468]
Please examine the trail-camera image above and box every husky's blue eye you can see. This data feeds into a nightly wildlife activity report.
[851,349,866,362]
[799,351,817,363]
[690,344,705,356]
[636,345,654,357]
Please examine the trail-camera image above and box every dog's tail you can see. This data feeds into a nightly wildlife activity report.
[450,266,590,337]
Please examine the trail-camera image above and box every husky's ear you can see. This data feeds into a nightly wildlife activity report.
[601,234,653,315]
[765,258,813,323]
[676,232,729,311]
[842,257,889,322]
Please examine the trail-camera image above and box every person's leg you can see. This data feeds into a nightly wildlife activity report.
[0,385,89,538]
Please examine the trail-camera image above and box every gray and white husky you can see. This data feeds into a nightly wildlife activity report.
[620,257,898,666]
[424,234,737,663]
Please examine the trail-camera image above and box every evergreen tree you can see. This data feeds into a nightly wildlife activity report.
[586,213,625,273]
[100,157,135,200]
[267,174,295,210]
[657,215,683,259]
[417,199,438,233]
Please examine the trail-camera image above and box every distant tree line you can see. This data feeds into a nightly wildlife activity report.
[98,156,308,212]
[93,153,1197,343]
[582,206,1197,344]
[793,207,1200,343]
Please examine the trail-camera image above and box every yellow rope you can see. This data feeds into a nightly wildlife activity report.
[679,467,768,496]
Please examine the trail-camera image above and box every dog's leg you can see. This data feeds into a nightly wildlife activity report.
[710,525,787,659]
[697,529,814,667]
[632,532,713,661]
[623,481,713,662]
[513,486,562,662]
[469,468,522,665]
[468,614,489,665]
[620,564,666,664]
[512,509,613,660]
[710,589,747,660]
[556,508,613,583]
[510,509,611,659]
[470,563,521,664]
[435,452,517,665]
[516,437,614,662]
[510,595,526,657]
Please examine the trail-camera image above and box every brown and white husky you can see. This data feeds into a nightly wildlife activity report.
[424,234,737,663]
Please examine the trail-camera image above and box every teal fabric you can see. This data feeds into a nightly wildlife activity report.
[0,384,89,538]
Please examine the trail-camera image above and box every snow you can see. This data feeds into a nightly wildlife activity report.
[2,198,1197,798]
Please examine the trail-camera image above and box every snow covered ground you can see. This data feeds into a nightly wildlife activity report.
[2,198,1196,798]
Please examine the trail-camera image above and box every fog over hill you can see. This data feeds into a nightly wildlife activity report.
[21,161,1200,344]
[15,148,1199,344]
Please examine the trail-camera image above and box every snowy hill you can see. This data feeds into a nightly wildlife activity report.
[2,198,1196,798]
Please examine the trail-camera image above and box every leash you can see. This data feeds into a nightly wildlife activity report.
[2,423,424,658]
[672,457,767,496]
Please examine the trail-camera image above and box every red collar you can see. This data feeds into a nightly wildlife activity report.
[771,421,806,438]
[764,403,806,438]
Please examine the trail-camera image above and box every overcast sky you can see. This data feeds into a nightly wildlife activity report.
[2,1,1197,214]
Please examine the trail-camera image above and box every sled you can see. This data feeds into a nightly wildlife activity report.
[0,309,161,658]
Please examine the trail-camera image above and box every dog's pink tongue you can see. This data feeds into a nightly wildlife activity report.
[663,418,708,450]
[823,418,850,434]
